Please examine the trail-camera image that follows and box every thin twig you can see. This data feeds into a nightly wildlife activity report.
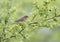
[31,13,37,21]
[20,33,26,39]
[44,15,60,21]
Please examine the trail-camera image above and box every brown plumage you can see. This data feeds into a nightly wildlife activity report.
[15,16,28,22]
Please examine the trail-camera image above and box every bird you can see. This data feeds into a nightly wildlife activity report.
[15,15,28,23]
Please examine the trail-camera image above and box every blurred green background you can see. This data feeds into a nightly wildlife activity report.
[0,0,60,42]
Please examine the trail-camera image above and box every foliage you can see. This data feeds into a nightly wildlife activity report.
[0,0,60,42]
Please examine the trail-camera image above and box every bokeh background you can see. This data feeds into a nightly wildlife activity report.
[0,0,60,42]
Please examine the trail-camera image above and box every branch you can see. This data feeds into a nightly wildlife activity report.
[18,24,26,39]
[20,33,26,39]
[31,13,37,21]
[19,28,24,33]
[29,15,60,26]
[44,15,60,21]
